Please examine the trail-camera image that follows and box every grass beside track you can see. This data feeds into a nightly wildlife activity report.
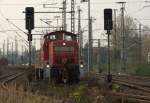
[0,86,53,103]
[135,64,150,76]
[30,80,96,103]
[0,80,99,103]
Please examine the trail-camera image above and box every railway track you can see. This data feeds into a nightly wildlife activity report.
[101,91,150,103]
[0,71,28,89]
[113,75,150,86]
[112,75,150,94]
[96,73,150,102]
[97,74,150,92]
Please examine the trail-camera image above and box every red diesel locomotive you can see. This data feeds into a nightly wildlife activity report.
[41,31,80,83]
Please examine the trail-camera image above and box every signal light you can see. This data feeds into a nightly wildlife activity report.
[28,34,32,41]
[104,9,113,30]
[25,7,34,30]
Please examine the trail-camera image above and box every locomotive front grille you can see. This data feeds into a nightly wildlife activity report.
[55,57,74,64]
[54,46,74,52]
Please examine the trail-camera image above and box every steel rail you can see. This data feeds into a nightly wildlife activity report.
[113,77,150,88]
[101,91,150,102]
[96,73,150,102]
[112,79,150,93]
[0,73,17,81]
[0,71,27,89]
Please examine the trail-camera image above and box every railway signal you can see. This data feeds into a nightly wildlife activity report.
[25,7,34,30]
[25,7,34,66]
[104,9,113,84]
[104,9,113,30]
[28,34,32,41]
[25,7,34,41]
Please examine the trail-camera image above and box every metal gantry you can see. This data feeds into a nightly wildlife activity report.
[121,2,126,72]
[139,24,142,65]
[71,0,75,33]
[62,0,67,31]
[80,0,92,71]
[3,40,5,57]
[113,9,117,70]
[88,0,91,72]
[78,6,83,60]
[117,2,127,72]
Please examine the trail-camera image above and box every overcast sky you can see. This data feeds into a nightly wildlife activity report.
[0,0,150,50]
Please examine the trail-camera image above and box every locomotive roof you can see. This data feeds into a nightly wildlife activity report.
[44,31,77,38]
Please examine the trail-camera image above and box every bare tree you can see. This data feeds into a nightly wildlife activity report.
[111,15,141,72]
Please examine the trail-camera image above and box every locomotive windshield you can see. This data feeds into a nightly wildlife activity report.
[64,35,72,41]
[46,34,61,40]
[64,33,76,41]
[45,31,77,41]
[49,34,56,40]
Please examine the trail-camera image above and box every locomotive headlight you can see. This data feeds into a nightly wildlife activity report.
[63,42,66,46]
[80,64,84,68]
[46,64,50,68]
[80,61,84,68]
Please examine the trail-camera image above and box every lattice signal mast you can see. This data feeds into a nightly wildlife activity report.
[71,0,75,33]
[62,0,67,31]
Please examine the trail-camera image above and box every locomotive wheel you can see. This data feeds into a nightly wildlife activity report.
[62,68,68,84]
[50,66,80,84]
[74,66,80,83]
[72,68,79,84]
[50,68,60,84]
[68,67,79,84]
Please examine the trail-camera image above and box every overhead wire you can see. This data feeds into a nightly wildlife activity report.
[0,1,146,6]
[76,0,146,5]
[35,0,55,7]
[125,8,150,46]
[125,0,150,15]
[0,8,16,45]
[126,6,146,15]
[15,32,28,47]
[5,19,28,35]
[0,4,29,49]
[0,0,55,6]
